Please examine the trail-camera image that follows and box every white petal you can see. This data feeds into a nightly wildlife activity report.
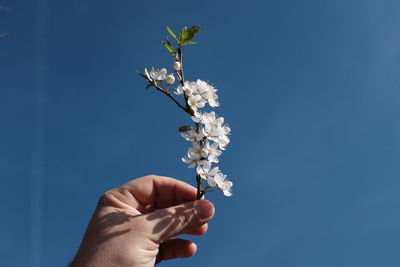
[223,189,233,197]
[207,177,217,187]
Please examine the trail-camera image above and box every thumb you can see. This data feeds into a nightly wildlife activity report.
[141,200,215,243]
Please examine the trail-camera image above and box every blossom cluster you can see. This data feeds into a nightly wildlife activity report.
[149,67,175,85]
[183,113,232,196]
[139,26,232,197]
[177,81,233,196]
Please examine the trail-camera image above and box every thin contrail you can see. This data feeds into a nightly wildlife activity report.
[30,0,47,266]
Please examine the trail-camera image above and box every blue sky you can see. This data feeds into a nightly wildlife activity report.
[1,0,400,266]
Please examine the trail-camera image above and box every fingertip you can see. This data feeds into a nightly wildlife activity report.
[188,241,197,257]
[158,238,197,262]
[194,200,215,221]
[187,223,208,236]
[176,240,197,258]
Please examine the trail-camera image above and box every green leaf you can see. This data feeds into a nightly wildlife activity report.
[162,38,176,56]
[178,25,200,46]
[166,26,178,42]
[179,27,188,46]
[145,83,154,89]
[187,25,200,39]
[183,40,197,45]
[178,126,192,132]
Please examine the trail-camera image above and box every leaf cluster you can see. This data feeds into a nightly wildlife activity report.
[162,25,200,56]
[139,25,201,86]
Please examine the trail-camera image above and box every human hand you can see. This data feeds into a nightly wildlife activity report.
[70,175,215,267]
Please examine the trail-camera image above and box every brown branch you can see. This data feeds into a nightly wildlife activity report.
[153,84,194,115]
[176,47,193,113]
[196,174,204,199]
[177,47,185,84]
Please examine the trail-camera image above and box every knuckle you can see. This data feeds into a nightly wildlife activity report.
[142,174,159,180]
[98,190,114,206]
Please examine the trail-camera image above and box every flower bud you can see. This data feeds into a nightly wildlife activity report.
[184,87,193,96]
[173,61,182,71]
[166,74,175,86]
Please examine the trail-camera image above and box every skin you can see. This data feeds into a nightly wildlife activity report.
[70,175,215,267]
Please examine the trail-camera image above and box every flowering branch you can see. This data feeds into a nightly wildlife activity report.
[138,25,233,198]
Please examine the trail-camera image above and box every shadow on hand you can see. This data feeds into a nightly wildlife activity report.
[146,206,195,242]
[90,210,141,244]
[71,209,140,267]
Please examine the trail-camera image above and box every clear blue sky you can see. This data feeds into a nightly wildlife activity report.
[1,0,400,266]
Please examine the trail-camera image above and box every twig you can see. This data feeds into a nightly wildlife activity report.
[153,84,193,115]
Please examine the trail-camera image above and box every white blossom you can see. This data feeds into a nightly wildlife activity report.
[197,162,233,197]
[201,121,230,150]
[181,129,204,142]
[188,142,208,159]
[215,134,230,150]
[183,81,197,96]
[208,95,219,108]
[190,111,231,150]
[212,172,233,197]
[175,80,219,108]
[166,74,175,86]
[191,111,207,124]
[207,142,222,163]
[182,142,207,168]
[192,111,222,125]
[196,161,220,180]
[195,80,219,107]
[182,152,198,168]
[150,67,167,81]
[174,81,196,96]
[188,94,206,110]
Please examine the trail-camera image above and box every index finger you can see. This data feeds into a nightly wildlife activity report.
[105,175,198,213]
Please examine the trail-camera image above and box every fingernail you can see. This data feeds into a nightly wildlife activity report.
[195,200,215,220]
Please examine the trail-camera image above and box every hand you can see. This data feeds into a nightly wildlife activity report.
[70,175,215,267]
